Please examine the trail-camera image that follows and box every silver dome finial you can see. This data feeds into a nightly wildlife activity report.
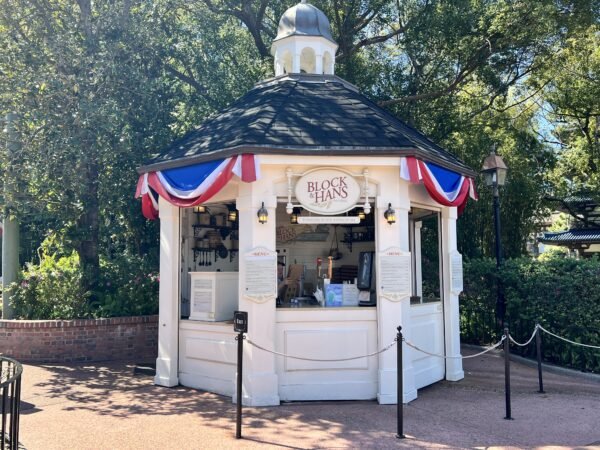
[271,0,338,76]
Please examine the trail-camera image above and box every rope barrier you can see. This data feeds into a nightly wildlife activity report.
[244,323,598,365]
[508,324,539,347]
[246,339,397,362]
[537,324,600,350]
[404,336,506,359]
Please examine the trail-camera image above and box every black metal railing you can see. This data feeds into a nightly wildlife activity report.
[1,357,22,450]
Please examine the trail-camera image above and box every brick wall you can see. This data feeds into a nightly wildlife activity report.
[0,315,158,363]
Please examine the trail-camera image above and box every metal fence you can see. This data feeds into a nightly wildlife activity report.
[1,357,22,450]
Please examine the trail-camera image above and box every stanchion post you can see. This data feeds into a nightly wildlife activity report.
[233,311,248,439]
[235,330,244,439]
[503,326,512,420]
[396,326,405,439]
[535,324,544,394]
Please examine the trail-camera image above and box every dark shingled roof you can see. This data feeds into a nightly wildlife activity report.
[139,74,475,176]
[539,229,600,245]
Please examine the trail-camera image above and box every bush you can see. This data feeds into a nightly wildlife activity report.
[9,252,90,320]
[461,255,600,372]
[8,251,158,320]
[93,255,159,317]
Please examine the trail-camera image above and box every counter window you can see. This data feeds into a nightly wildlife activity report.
[275,203,375,308]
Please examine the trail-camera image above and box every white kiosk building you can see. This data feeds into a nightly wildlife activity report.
[136,0,477,406]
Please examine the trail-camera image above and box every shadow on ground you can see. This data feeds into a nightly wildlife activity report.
[17,347,600,449]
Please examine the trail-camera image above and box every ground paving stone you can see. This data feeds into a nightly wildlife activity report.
[17,346,600,449]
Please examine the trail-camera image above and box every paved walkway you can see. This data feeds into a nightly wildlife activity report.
[18,347,600,449]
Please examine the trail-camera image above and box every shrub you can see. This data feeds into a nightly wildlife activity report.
[9,252,90,320]
[8,247,158,320]
[93,254,159,317]
[461,255,600,372]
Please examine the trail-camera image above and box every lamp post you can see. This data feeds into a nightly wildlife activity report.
[481,145,508,326]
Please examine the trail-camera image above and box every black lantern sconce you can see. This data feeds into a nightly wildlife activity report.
[227,204,238,222]
[290,207,302,224]
[384,203,396,225]
[193,205,207,214]
[257,202,268,224]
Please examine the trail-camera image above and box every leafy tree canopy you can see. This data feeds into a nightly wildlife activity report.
[0,0,598,294]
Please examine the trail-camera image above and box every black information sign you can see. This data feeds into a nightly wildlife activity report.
[233,311,248,333]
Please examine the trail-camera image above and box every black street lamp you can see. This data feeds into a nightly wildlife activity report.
[481,145,508,325]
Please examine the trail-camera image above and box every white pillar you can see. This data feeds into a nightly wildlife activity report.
[154,198,181,387]
[236,179,280,406]
[441,207,464,381]
[414,221,423,298]
[315,53,323,74]
[376,179,417,404]
[292,53,301,74]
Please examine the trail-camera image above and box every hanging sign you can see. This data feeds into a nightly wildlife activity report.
[295,168,362,215]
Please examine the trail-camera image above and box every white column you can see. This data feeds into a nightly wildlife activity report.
[292,53,301,74]
[155,197,181,387]
[315,53,323,74]
[376,179,417,404]
[236,179,280,406]
[414,221,423,298]
[441,207,464,381]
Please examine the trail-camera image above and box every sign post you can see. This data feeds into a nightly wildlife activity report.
[234,311,248,439]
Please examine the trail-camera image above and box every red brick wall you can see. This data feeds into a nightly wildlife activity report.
[0,315,158,363]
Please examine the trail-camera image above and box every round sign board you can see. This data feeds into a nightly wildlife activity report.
[294,168,362,215]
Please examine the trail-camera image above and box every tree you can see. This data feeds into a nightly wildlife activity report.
[1,0,598,299]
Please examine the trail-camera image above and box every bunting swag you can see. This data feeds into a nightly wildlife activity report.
[135,154,260,220]
[400,157,478,214]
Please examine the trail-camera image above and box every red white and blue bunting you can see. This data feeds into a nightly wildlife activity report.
[135,154,260,220]
[136,154,476,219]
[400,156,478,214]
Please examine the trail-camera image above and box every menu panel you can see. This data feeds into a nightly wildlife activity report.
[450,251,463,294]
[379,247,411,301]
[244,247,277,302]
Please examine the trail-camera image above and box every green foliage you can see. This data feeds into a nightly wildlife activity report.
[94,255,159,317]
[8,252,159,320]
[461,256,600,372]
[1,0,599,319]
[8,252,90,320]
[6,233,158,319]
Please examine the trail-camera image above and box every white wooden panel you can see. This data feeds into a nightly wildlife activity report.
[185,337,236,365]
[178,321,236,397]
[283,329,369,371]
[275,311,378,401]
[410,303,445,389]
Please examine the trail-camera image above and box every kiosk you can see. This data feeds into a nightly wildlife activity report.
[135,1,477,406]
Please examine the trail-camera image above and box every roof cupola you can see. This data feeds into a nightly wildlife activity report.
[271,0,338,76]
